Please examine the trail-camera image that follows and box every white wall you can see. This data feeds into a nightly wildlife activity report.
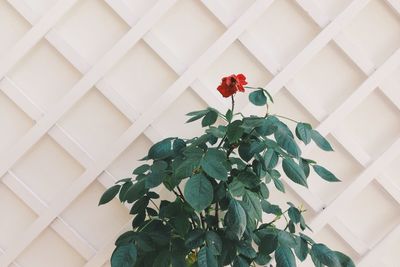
[1,0,400,266]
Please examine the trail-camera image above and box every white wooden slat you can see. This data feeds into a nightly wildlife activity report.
[1,0,400,265]
[0,1,275,265]
[0,0,79,78]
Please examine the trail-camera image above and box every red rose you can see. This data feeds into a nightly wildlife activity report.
[217,74,247,98]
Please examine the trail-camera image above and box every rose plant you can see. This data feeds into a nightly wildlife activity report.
[99,74,355,267]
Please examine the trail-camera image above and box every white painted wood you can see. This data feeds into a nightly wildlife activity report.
[1,0,400,266]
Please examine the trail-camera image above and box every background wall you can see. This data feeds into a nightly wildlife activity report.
[1,0,400,266]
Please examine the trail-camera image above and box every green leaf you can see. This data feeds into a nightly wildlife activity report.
[282,158,308,187]
[153,249,171,267]
[132,164,150,175]
[185,229,205,249]
[237,170,260,189]
[226,109,233,123]
[201,148,228,181]
[198,246,218,267]
[275,246,296,267]
[262,88,274,103]
[224,199,247,240]
[184,173,213,211]
[272,176,285,193]
[206,231,222,256]
[275,128,301,157]
[294,236,308,262]
[226,120,244,143]
[175,157,200,179]
[249,89,267,106]
[237,243,257,259]
[99,185,120,205]
[228,178,245,197]
[145,161,168,189]
[233,255,250,267]
[186,109,208,123]
[263,149,279,169]
[125,180,146,203]
[238,141,267,162]
[111,243,137,267]
[261,199,282,215]
[242,191,262,221]
[256,116,278,136]
[334,251,355,267]
[202,109,219,127]
[311,243,341,267]
[312,165,341,182]
[259,234,278,254]
[148,138,185,160]
[295,123,312,145]
[277,231,297,248]
[288,207,301,224]
[311,130,333,151]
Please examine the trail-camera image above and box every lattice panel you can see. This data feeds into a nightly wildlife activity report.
[0,0,400,266]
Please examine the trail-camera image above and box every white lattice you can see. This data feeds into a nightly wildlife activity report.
[1,0,400,266]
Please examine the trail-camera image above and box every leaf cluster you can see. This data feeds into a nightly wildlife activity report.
[100,89,353,267]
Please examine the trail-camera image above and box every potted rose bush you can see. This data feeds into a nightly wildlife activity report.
[99,74,355,267]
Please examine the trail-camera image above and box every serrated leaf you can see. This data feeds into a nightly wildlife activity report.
[333,251,355,267]
[249,89,267,106]
[111,243,137,267]
[311,243,341,267]
[272,176,285,193]
[288,207,301,224]
[275,246,296,267]
[206,231,222,256]
[282,158,308,187]
[263,149,279,169]
[312,165,340,182]
[224,199,247,240]
[226,120,244,143]
[185,229,205,249]
[99,185,120,205]
[311,130,333,151]
[184,173,213,211]
[275,127,301,157]
[198,246,218,267]
[295,123,312,145]
[201,148,228,181]
[202,109,218,127]
[242,190,262,221]
[294,236,308,262]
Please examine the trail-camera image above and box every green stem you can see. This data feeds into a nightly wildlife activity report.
[274,114,299,123]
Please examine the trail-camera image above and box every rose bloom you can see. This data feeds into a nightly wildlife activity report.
[217,74,247,97]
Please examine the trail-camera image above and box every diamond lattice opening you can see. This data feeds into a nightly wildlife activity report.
[0,1,30,57]
[105,40,178,113]
[293,42,365,115]
[341,89,400,159]
[344,0,400,66]
[0,90,34,152]
[61,181,131,250]
[8,40,81,111]
[11,135,84,203]
[152,0,225,65]
[338,181,400,245]
[54,0,129,64]
[16,228,86,267]
[0,182,37,250]
[247,0,320,66]
[59,88,131,158]
[307,134,363,204]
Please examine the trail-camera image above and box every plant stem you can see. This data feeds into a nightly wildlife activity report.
[274,114,299,123]
[149,199,159,211]
[217,95,235,149]
[215,202,219,228]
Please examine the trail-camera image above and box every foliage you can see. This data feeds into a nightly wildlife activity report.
[100,75,354,267]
